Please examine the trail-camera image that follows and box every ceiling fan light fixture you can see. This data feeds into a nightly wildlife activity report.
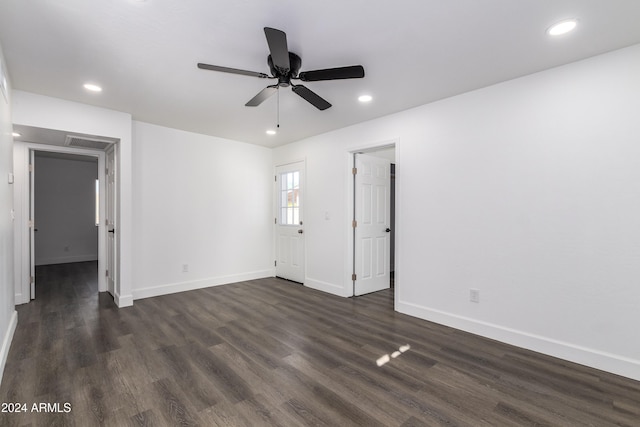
[547,19,578,36]
[358,95,373,103]
[83,83,102,92]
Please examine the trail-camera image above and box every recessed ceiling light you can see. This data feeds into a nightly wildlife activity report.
[358,95,373,103]
[547,19,578,36]
[83,83,102,92]
[266,130,277,135]
[12,132,21,137]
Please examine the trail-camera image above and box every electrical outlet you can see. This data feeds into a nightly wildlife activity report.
[182,264,189,273]
[470,289,480,303]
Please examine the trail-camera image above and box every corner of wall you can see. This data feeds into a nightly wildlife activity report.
[114,292,134,308]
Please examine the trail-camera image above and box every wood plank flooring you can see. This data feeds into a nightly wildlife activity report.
[1,261,639,426]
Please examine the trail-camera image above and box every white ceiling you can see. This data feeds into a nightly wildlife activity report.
[2,0,640,148]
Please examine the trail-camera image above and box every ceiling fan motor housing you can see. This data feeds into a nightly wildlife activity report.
[268,52,302,87]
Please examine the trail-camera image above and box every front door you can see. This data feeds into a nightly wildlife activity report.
[275,162,305,283]
[354,153,391,295]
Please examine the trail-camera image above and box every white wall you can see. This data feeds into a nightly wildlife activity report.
[273,44,640,380]
[131,121,274,299]
[12,91,133,306]
[0,41,17,387]
[34,155,98,265]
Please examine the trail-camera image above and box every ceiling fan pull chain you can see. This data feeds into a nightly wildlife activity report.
[277,87,280,129]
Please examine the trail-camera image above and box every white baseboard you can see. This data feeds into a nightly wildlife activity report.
[114,291,133,308]
[0,310,18,386]
[304,277,351,297]
[397,300,640,382]
[132,269,273,301]
[36,254,98,266]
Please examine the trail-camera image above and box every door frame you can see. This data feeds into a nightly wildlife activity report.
[15,142,108,303]
[274,159,307,284]
[346,140,398,299]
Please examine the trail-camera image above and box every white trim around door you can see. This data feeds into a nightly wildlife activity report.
[13,142,108,304]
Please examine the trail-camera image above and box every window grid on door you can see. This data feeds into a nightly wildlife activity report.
[280,171,300,225]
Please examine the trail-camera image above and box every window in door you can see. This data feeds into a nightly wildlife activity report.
[280,171,300,225]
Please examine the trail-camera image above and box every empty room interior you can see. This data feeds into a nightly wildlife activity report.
[1,1,640,425]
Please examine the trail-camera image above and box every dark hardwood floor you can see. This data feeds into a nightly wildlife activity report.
[1,262,639,426]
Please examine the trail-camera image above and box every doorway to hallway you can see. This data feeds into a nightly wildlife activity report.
[31,151,99,299]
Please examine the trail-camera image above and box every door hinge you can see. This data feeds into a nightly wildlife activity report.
[29,164,33,173]
[28,220,34,228]
[352,167,357,175]
[274,260,277,267]
[274,217,277,224]
[352,220,357,228]
[105,269,109,277]
[351,273,357,281]
[275,175,277,182]
[30,276,34,284]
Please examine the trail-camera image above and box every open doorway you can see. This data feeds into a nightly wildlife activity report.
[13,125,118,305]
[30,150,100,299]
[33,152,98,266]
[351,145,396,297]
[32,151,99,299]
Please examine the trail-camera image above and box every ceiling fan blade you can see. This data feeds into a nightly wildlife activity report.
[197,63,270,79]
[291,85,331,110]
[298,65,365,82]
[245,85,278,107]
[264,27,290,71]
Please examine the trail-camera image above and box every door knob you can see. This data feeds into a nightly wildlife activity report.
[297,229,304,234]
[108,229,115,234]
[385,228,391,232]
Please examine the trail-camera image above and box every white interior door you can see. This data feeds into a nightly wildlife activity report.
[29,150,35,299]
[354,153,391,296]
[275,162,305,283]
[106,146,116,296]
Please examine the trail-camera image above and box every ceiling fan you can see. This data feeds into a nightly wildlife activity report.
[197,27,365,111]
